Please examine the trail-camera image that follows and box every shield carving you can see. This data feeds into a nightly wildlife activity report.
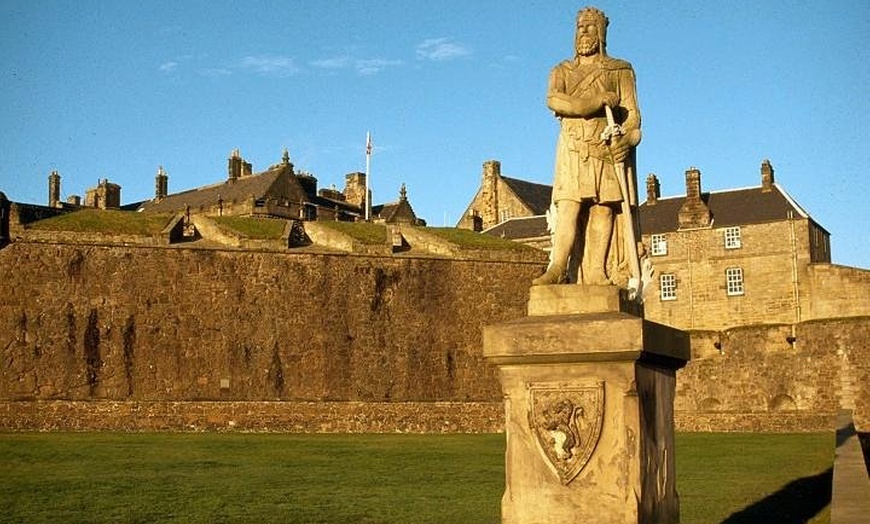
[527,382,605,485]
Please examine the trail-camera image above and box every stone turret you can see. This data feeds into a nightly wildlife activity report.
[344,172,369,213]
[761,159,775,193]
[677,167,711,229]
[48,170,61,208]
[155,166,168,201]
[645,173,660,205]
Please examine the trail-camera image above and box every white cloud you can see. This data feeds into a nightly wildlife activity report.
[200,68,232,77]
[310,56,351,70]
[310,55,402,76]
[240,55,300,77]
[159,61,178,73]
[355,58,403,75]
[415,38,471,61]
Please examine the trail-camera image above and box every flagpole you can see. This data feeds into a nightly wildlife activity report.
[365,131,371,221]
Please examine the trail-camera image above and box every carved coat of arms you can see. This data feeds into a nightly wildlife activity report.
[527,382,605,484]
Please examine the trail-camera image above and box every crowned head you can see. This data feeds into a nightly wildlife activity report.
[575,6,609,57]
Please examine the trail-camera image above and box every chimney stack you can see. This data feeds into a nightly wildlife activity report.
[645,173,660,205]
[482,159,501,226]
[155,166,168,200]
[48,170,61,208]
[761,159,775,192]
[228,149,242,182]
[685,166,702,200]
[677,166,712,229]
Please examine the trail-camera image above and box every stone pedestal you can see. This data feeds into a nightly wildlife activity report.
[483,285,689,524]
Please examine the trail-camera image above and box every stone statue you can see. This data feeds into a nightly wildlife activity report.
[533,6,644,296]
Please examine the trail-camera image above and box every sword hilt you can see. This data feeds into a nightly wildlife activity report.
[600,105,624,144]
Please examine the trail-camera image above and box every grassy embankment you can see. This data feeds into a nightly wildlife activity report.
[27,209,173,235]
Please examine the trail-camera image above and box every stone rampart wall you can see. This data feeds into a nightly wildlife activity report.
[1,240,867,433]
[804,264,870,320]
[674,318,870,432]
[0,400,504,433]
[0,241,540,405]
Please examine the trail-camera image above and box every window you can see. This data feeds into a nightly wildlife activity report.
[651,234,668,256]
[724,226,742,249]
[725,267,744,296]
[499,209,511,223]
[300,204,316,221]
[660,273,677,301]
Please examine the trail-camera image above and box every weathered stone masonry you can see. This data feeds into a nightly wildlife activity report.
[1,242,540,404]
[1,241,867,432]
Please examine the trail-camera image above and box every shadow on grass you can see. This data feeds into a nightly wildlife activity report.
[719,467,832,524]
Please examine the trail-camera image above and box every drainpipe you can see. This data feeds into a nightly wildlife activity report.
[788,210,801,346]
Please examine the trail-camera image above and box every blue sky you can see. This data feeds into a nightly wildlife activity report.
[2,1,868,269]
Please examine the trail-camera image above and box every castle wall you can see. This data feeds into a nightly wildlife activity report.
[0,242,539,405]
[803,264,870,320]
[676,318,870,431]
[1,240,867,433]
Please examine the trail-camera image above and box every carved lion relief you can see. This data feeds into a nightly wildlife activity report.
[527,381,605,484]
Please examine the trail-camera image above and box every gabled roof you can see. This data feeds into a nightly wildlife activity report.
[501,176,552,215]
[639,183,828,234]
[372,202,400,221]
[484,215,548,240]
[372,199,418,223]
[138,167,289,213]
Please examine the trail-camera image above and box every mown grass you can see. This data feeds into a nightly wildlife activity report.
[0,432,832,524]
[676,432,832,524]
[212,216,287,239]
[424,227,534,251]
[27,209,174,236]
[319,221,387,245]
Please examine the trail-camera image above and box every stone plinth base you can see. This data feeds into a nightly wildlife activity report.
[483,285,689,524]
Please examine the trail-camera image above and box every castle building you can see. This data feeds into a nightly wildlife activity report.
[638,161,835,330]
[458,159,868,330]
[84,178,121,209]
[137,149,423,225]
[456,160,552,245]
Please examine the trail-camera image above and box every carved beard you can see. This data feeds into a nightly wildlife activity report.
[576,35,600,57]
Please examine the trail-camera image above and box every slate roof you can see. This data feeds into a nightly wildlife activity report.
[638,184,827,234]
[484,215,549,240]
[138,167,288,213]
[482,181,827,242]
[372,202,401,221]
[501,176,552,215]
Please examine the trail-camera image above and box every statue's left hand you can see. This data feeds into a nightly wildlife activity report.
[609,129,641,162]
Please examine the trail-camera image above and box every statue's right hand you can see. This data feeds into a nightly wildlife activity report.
[600,92,620,108]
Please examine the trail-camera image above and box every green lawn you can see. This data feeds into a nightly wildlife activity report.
[27,209,174,235]
[318,221,388,245]
[0,432,832,524]
[212,216,287,239]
